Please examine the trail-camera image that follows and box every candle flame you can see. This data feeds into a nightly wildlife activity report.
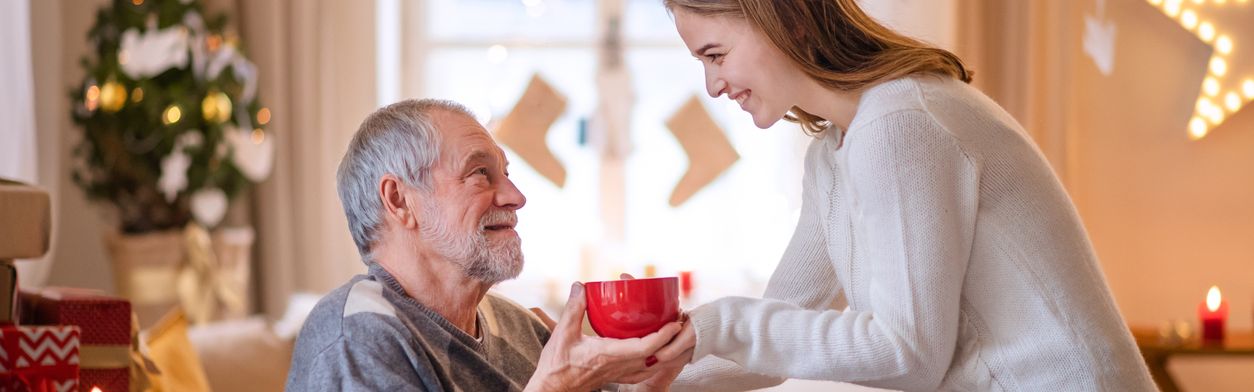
[91,387,103,392]
[1206,285,1222,311]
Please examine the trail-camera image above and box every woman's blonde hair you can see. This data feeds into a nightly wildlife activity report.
[665,0,973,135]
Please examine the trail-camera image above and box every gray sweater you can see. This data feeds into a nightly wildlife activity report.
[286,264,552,391]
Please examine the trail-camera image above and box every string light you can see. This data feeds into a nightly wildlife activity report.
[1182,9,1199,29]
[163,105,182,125]
[85,84,100,111]
[1147,0,1250,139]
[1165,0,1183,16]
[1209,57,1228,76]
[257,107,272,125]
[1204,77,1221,96]
[1198,22,1216,42]
[131,87,144,103]
[1189,117,1208,140]
[1197,97,1215,114]
[1224,92,1242,111]
[1216,35,1233,55]
[251,128,266,144]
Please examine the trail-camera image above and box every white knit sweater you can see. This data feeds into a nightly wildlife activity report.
[673,76,1155,391]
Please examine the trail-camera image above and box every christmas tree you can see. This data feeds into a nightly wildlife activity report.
[70,0,273,234]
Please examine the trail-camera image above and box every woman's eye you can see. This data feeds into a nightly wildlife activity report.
[708,54,723,62]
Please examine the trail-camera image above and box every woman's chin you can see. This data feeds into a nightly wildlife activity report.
[752,115,782,129]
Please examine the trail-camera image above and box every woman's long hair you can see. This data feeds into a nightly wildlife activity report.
[665,0,973,135]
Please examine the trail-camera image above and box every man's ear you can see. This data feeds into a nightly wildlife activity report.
[379,174,419,229]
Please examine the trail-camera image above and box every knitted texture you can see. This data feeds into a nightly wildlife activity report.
[673,76,1155,392]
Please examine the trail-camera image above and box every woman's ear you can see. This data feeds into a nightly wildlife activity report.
[379,174,419,229]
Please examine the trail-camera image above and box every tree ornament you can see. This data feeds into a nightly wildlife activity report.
[99,81,128,112]
[201,91,232,124]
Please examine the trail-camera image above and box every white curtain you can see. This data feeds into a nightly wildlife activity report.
[234,0,379,318]
[0,0,54,287]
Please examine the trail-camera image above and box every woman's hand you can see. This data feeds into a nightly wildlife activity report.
[611,273,699,392]
[525,282,684,392]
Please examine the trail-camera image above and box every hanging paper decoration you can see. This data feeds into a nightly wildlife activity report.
[494,73,569,187]
[665,95,739,207]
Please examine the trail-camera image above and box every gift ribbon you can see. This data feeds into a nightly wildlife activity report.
[118,224,247,325]
[177,223,246,325]
[79,345,130,369]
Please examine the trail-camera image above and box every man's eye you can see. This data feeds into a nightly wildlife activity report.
[474,168,490,176]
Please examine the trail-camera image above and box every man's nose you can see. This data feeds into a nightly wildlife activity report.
[495,178,526,210]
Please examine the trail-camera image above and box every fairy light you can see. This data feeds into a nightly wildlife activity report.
[257,107,272,125]
[1199,22,1216,42]
[1147,0,1250,139]
[251,128,266,144]
[1182,9,1200,29]
[1204,77,1221,96]
[1224,92,1242,111]
[1166,0,1184,16]
[85,84,100,111]
[163,105,182,125]
[1189,117,1208,139]
[1216,35,1233,55]
[1210,57,1228,76]
[1207,105,1225,125]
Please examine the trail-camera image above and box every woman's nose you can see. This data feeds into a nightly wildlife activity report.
[705,72,727,98]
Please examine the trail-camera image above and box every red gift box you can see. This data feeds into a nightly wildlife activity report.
[21,289,130,392]
[0,324,80,392]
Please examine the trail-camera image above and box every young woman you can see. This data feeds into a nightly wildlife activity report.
[649,0,1156,390]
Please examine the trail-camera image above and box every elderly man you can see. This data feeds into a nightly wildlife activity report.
[286,99,687,391]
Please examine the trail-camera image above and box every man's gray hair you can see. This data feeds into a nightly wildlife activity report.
[336,98,476,263]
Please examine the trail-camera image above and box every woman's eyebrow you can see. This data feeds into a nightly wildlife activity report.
[694,43,721,57]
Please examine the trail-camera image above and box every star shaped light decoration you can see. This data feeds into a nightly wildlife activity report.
[1146,0,1254,140]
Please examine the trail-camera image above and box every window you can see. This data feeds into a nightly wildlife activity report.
[389,0,810,308]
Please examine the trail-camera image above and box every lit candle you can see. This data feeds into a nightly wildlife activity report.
[1198,285,1228,344]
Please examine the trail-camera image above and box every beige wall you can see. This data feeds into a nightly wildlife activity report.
[961,0,1254,389]
[1072,1,1254,390]
[30,0,115,293]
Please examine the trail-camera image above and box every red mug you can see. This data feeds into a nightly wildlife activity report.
[584,277,680,339]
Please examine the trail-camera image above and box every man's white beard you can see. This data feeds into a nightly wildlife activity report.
[420,203,523,285]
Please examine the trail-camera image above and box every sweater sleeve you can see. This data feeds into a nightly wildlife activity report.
[672,138,845,392]
[686,111,980,391]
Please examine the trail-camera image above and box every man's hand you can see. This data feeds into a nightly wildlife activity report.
[525,282,683,392]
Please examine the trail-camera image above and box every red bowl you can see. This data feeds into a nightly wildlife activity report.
[584,277,680,339]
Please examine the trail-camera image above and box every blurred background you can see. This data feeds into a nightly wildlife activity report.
[2,0,1252,390]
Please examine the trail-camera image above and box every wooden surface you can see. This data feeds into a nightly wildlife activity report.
[1131,326,1254,392]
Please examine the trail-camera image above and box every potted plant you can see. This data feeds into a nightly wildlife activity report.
[69,0,273,326]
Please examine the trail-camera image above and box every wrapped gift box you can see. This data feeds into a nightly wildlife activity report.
[0,324,80,392]
[0,179,51,261]
[22,289,131,392]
